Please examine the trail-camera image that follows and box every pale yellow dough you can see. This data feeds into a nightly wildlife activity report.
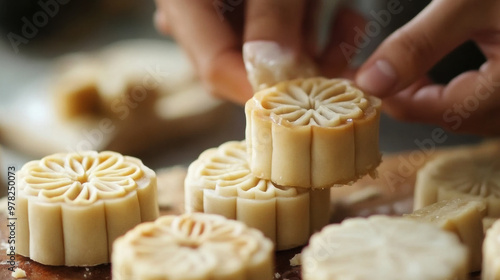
[51,56,102,118]
[404,198,486,272]
[484,217,498,232]
[245,78,382,188]
[112,213,274,280]
[11,268,27,278]
[301,216,468,280]
[484,219,500,280]
[414,143,500,216]
[16,151,159,266]
[185,140,330,250]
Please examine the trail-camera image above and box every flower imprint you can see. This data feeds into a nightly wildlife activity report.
[259,78,370,126]
[16,150,158,266]
[20,151,144,205]
[185,141,331,250]
[112,213,274,280]
[196,141,306,200]
[245,77,382,188]
[430,153,500,198]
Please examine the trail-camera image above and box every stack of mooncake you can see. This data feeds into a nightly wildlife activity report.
[184,77,382,250]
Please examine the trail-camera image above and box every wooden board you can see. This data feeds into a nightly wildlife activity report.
[0,147,487,279]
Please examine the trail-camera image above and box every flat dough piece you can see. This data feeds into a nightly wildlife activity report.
[0,40,227,157]
[185,140,331,250]
[16,151,159,266]
[52,39,197,120]
[301,216,468,280]
[112,213,274,280]
[50,55,102,118]
[405,198,486,272]
[245,77,381,188]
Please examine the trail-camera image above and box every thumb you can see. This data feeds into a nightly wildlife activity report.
[355,0,477,97]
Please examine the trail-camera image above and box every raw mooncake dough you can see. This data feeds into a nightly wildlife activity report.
[483,219,500,280]
[51,55,102,118]
[301,216,468,280]
[245,77,382,188]
[16,151,159,266]
[112,213,274,280]
[414,143,500,216]
[404,198,486,272]
[185,141,330,250]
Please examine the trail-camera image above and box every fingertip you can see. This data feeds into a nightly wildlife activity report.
[318,7,366,78]
[355,59,398,97]
[202,51,253,105]
[244,0,306,53]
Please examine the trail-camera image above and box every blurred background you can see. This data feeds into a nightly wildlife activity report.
[0,0,486,194]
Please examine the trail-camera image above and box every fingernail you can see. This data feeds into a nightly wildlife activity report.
[242,41,295,70]
[356,59,397,96]
[243,41,318,90]
[243,41,296,91]
[243,41,293,57]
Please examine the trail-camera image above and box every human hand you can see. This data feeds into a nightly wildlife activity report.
[355,0,500,135]
[154,0,365,104]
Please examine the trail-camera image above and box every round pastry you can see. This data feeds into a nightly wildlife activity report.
[245,77,381,188]
[414,143,500,216]
[16,151,159,266]
[301,216,468,280]
[112,213,274,280]
[185,140,330,250]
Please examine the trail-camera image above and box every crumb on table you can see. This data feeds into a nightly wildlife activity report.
[290,253,302,266]
[11,267,27,279]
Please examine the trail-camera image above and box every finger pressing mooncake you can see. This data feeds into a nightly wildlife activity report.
[245,77,382,188]
[301,216,468,280]
[112,213,274,280]
[185,140,330,250]
[16,151,159,266]
[414,143,500,216]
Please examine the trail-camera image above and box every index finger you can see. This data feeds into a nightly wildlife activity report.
[382,63,500,135]
[156,0,252,104]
